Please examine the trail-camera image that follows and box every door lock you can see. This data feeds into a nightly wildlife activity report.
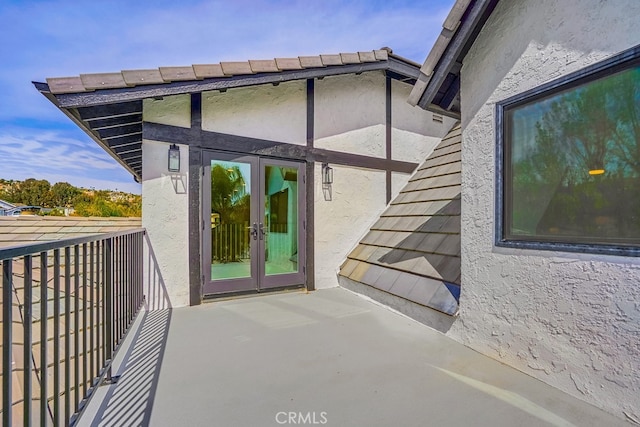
[247,223,258,240]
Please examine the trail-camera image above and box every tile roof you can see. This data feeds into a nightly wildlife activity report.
[0,216,142,249]
[338,124,462,316]
[46,49,392,95]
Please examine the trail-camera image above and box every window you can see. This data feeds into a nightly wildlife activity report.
[496,47,640,256]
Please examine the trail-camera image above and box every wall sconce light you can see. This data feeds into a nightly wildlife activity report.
[322,163,333,185]
[168,144,180,172]
[322,163,333,201]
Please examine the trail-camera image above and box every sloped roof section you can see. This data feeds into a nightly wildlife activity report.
[0,216,142,248]
[34,49,421,181]
[338,124,461,316]
[408,0,499,116]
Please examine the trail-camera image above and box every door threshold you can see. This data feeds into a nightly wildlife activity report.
[203,284,307,303]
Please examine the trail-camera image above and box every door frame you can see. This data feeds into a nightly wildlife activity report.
[201,150,306,296]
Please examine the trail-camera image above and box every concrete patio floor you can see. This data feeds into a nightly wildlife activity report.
[79,287,629,426]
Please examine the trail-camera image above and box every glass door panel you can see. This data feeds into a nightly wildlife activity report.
[210,160,252,280]
[203,154,258,295]
[259,159,305,290]
[263,165,299,276]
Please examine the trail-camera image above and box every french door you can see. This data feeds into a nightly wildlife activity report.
[202,152,306,295]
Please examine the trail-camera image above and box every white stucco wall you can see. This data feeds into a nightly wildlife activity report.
[202,81,306,145]
[143,94,191,128]
[315,73,385,140]
[142,139,190,308]
[455,0,640,419]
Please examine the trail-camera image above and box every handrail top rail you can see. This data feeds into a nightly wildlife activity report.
[0,227,146,260]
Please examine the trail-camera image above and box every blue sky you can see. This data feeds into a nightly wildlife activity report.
[0,0,453,194]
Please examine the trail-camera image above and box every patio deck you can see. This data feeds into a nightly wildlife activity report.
[78,288,628,426]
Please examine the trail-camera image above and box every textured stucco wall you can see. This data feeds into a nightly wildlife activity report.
[456,0,640,419]
[142,139,190,307]
[202,81,306,145]
[315,73,385,140]
[144,94,191,128]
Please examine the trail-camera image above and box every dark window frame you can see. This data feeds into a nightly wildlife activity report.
[495,44,640,257]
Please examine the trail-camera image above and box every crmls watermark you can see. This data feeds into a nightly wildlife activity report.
[275,411,328,425]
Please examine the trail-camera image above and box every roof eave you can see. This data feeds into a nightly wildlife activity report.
[408,0,500,115]
[34,82,142,182]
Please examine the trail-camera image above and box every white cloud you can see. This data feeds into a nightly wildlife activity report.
[0,127,139,192]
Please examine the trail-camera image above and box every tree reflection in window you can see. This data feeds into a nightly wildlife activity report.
[504,65,640,246]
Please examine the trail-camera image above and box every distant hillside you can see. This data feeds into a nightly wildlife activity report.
[0,178,141,217]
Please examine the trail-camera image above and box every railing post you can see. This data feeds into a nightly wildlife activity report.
[64,246,71,426]
[53,249,61,425]
[89,242,95,386]
[82,243,88,398]
[40,251,50,426]
[2,260,13,427]
[24,254,33,426]
[104,238,113,381]
[74,244,80,412]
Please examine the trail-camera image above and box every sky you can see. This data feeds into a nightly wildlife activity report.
[0,0,454,194]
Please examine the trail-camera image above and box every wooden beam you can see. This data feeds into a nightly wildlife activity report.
[87,115,142,130]
[96,123,141,139]
[306,79,314,148]
[188,146,202,306]
[191,93,202,130]
[305,162,315,291]
[76,101,142,120]
[118,150,142,160]
[440,76,461,111]
[143,122,418,174]
[105,134,141,148]
[386,74,392,204]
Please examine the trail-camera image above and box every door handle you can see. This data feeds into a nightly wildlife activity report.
[247,223,258,240]
[259,223,266,240]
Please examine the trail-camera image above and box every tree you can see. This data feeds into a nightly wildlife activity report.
[17,179,51,207]
[50,182,81,207]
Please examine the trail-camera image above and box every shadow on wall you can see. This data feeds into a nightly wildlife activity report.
[88,309,171,427]
[170,173,187,194]
[144,233,172,310]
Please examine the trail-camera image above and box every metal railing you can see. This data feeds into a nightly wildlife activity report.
[211,223,250,262]
[1,228,145,426]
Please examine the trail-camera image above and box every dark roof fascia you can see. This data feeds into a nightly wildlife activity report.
[34,85,142,180]
[45,58,420,109]
[416,0,500,110]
